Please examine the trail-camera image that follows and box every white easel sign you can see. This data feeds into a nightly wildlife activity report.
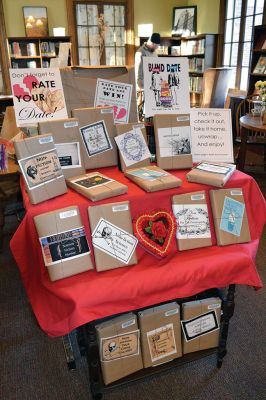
[190,108,234,163]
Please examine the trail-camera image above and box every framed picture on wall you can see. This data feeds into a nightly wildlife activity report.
[172,6,197,36]
[23,7,49,37]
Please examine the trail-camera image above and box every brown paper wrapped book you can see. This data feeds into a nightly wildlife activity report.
[138,302,182,368]
[181,298,222,354]
[38,118,85,179]
[172,190,212,250]
[34,206,93,281]
[96,313,143,385]
[14,133,67,204]
[210,188,251,245]
[67,171,128,202]
[88,201,138,272]
[186,161,236,187]
[153,114,193,170]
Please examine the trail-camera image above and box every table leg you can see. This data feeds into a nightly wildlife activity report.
[217,284,236,368]
[61,334,76,370]
[237,126,248,171]
[0,201,6,253]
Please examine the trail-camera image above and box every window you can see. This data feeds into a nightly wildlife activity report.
[67,0,134,66]
[222,0,264,91]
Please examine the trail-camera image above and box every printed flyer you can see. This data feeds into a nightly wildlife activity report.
[147,323,177,362]
[79,120,112,157]
[220,196,245,236]
[157,126,191,157]
[115,128,151,167]
[101,330,140,361]
[94,78,133,124]
[55,142,81,168]
[143,57,190,117]
[10,68,68,126]
[172,204,211,239]
[181,311,219,341]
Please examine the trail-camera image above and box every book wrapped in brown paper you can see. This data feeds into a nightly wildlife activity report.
[34,206,93,281]
[138,302,182,368]
[210,188,251,245]
[72,106,118,169]
[67,171,128,201]
[181,298,222,354]
[172,190,212,250]
[153,114,193,170]
[186,162,236,187]
[14,133,67,204]
[125,165,182,192]
[38,118,85,179]
[88,201,138,272]
[96,313,143,385]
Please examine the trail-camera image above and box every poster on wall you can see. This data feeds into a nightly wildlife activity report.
[190,108,234,163]
[143,57,190,118]
[10,68,68,126]
[94,79,133,124]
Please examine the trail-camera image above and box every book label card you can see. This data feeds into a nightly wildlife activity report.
[127,168,168,181]
[100,330,140,362]
[94,79,132,124]
[220,196,245,236]
[73,174,113,189]
[195,162,233,175]
[172,204,211,239]
[92,218,138,264]
[115,129,151,167]
[80,120,112,157]
[147,323,177,362]
[181,311,219,342]
[158,126,191,157]
[55,142,81,168]
[39,227,90,266]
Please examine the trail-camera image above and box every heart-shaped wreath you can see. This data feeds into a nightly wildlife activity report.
[133,209,177,258]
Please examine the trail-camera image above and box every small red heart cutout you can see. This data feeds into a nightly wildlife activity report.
[133,209,177,258]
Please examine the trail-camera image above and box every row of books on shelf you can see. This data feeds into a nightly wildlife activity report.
[180,39,205,55]
[12,60,51,69]
[188,57,204,73]
[253,55,266,74]
[189,76,203,93]
[9,41,57,58]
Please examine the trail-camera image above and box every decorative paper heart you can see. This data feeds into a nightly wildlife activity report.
[113,105,127,120]
[133,209,177,258]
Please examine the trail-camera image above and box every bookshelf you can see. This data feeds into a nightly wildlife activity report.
[247,24,266,96]
[7,36,72,69]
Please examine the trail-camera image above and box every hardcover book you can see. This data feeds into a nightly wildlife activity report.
[186,162,236,187]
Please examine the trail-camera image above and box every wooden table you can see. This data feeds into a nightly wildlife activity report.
[238,114,266,171]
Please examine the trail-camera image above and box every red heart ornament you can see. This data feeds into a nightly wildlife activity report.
[133,209,177,258]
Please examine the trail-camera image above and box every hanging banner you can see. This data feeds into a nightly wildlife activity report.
[190,108,234,163]
[143,57,190,117]
[9,68,68,127]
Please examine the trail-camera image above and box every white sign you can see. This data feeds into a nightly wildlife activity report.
[94,79,132,124]
[10,68,68,126]
[114,128,151,167]
[143,57,190,117]
[172,204,211,240]
[190,108,234,163]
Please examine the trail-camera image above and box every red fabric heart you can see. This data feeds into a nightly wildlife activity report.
[133,209,177,258]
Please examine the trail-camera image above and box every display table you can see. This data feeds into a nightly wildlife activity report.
[10,167,266,338]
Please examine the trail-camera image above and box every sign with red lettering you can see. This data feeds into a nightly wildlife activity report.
[9,68,68,126]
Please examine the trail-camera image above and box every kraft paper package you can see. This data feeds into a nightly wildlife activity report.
[96,312,143,385]
[153,114,193,170]
[60,66,138,122]
[210,188,251,245]
[124,165,182,192]
[14,133,67,204]
[172,191,212,250]
[72,106,118,169]
[67,171,128,201]
[115,122,150,172]
[186,161,236,187]
[88,200,138,272]
[181,297,222,354]
[138,302,182,368]
[38,118,85,179]
[34,206,93,281]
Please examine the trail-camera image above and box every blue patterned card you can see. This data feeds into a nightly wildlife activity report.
[220,196,245,236]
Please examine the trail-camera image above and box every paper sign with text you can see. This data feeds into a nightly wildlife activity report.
[10,68,68,127]
[190,108,234,163]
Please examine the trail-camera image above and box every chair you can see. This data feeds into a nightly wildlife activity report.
[235,95,266,171]
[201,67,233,108]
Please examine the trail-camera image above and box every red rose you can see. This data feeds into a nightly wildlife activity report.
[151,221,167,241]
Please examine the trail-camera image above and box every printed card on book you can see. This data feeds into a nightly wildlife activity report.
[67,171,128,201]
[88,201,138,271]
[186,161,236,187]
[34,206,93,281]
[210,188,251,245]
[172,191,212,250]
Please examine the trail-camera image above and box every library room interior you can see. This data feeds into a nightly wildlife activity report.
[0,1,265,399]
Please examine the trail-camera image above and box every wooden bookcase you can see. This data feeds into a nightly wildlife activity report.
[247,24,266,96]
[7,36,72,69]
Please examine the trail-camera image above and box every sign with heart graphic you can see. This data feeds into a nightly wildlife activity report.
[10,68,68,126]
[94,78,132,124]
[133,209,177,258]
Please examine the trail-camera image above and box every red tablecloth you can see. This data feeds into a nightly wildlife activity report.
[10,167,266,337]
